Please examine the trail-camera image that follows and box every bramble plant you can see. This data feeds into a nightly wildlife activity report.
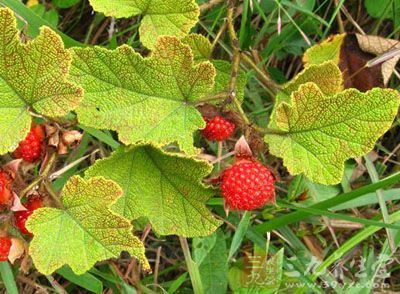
[0,0,399,292]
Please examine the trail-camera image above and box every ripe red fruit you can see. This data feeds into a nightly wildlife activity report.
[0,172,13,207]
[221,161,275,210]
[0,237,11,261]
[14,196,43,236]
[202,116,235,141]
[14,124,45,162]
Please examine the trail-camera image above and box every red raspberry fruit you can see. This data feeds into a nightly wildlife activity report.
[0,172,13,207]
[0,237,11,261]
[14,125,45,162]
[15,196,43,236]
[221,161,275,210]
[202,116,235,141]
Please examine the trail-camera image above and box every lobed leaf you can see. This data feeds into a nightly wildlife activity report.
[26,176,149,275]
[0,8,82,155]
[181,34,247,104]
[85,144,222,237]
[265,83,400,185]
[303,34,345,66]
[181,34,212,63]
[88,0,199,49]
[71,36,215,155]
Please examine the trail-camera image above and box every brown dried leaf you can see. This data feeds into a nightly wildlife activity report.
[355,34,400,85]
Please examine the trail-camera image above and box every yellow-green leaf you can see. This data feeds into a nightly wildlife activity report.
[0,8,82,155]
[303,34,346,65]
[88,0,199,49]
[71,36,215,155]
[181,34,212,63]
[85,144,222,237]
[265,83,399,185]
[26,176,149,275]
[276,61,343,103]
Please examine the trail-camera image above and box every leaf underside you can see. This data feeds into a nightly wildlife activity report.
[26,176,149,275]
[85,144,222,237]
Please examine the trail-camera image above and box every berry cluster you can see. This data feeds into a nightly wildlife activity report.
[202,116,235,141]
[15,196,43,236]
[14,124,45,162]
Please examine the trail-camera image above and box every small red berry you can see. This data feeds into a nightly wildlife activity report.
[0,172,13,207]
[221,161,275,210]
[0,237,11,261]
[14,124,45,162]
[202,116,235,141]
[14,196,43,236]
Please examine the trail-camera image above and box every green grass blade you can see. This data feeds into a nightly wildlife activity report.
[228,211,251,260]
[0,262,18,294]
[311,210,400,281]
[279,201,400,230]
[255,172,400,233]
[78,124,121,149]
[57,266,103,294]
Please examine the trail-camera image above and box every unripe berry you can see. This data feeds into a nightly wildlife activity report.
[14,124,45,162]
[221,161,275,211]
[202,116,235,141]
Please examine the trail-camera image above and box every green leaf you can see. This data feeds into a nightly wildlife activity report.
[88,0,199,49]
[71,36,215,155]
[27,4,58,37]
[0,8,82,155]
[275,61,343,103]
[85,144,222,237]
[57,266,103,294]
[193,229,228,294]
[302,34,345,66]
[228,211,251,260]
[26,176,149,275]
[265,82,400,184]
[365,0,400,27]
[52,0,81,8]
[181,34,212,63]
[181,34,247,103]
[0,262,18,294]
[212,60,247,103]
[0,0,83,47]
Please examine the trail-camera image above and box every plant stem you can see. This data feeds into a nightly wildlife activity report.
[179,237,204,294]
[240,52,280,96]
[226,0,241,101]
[210,20,227,53]
[44,182,63,208]
[364,154,396,252]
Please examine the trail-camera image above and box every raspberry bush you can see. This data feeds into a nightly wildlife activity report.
[0,1,399,293]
